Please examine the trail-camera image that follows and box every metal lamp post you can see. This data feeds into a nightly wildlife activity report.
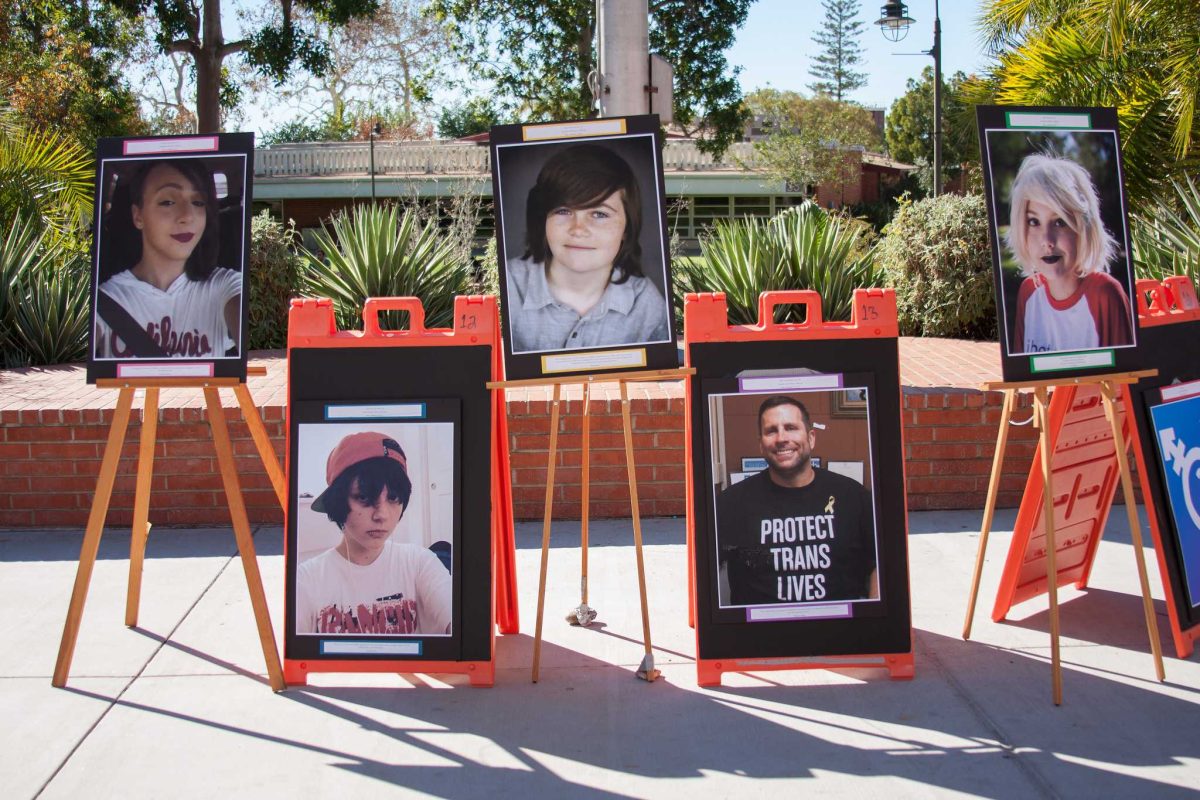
[876,1,942,197]
[369,121,383,201]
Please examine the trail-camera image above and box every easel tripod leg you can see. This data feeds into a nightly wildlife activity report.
[620,382,658,681]
[1034,387,1063,705]
[203,388,285,692]
[532,384,562,683]
[234,384,286,509]
[580,383,591,614]
[126,387,160,627]
[53,388,136,687]
[1100,383,1166,682]
[964,388,1015,639]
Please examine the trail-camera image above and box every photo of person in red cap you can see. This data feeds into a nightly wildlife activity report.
[295,430,453,636]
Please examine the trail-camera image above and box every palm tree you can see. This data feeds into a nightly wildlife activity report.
[967,0,1200,208]
[0,100,94,248]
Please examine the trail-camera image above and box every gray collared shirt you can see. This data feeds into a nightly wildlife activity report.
[505,255,671,353]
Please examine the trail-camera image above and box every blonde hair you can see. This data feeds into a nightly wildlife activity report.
[1005,153,1118,277]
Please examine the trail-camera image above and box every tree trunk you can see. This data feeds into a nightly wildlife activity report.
[195,0,226,133]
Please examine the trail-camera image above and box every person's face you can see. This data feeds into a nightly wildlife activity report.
[544,190,626,277]
[759,404,815,478]
[1022,197,1080,278]
[341,478,405,556]
[131,163,207,266]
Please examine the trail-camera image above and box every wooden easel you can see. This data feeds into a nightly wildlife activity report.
[489,367,694,682]
[961,369,1163,705]
[53,369,287,691]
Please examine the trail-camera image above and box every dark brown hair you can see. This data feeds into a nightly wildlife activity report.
[129,159,221,281]
[757,395,812,433]
[320,456,413,529]
[523,143,644,283]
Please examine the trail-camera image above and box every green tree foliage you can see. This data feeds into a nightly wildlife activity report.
[968,0,1200,208]
[886,67,979,196]
[0,0,145,149]
[875,193,996,339]
[429,0,752,155]
[746,89,883,199]
[808,0,867,101]
[437,97,504,139]
[0,102,93,250]
[122,0,382,132]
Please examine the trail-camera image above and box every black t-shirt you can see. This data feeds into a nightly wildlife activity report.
[716,468,876,606]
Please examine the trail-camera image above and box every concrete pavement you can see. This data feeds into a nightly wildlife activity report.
[3,509,1199,799]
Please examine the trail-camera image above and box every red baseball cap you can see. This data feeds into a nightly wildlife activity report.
[311,431,408,513]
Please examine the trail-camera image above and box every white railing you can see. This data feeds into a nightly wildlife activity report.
[253,140,761,177]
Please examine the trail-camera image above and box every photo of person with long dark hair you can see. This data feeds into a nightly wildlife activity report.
[504,143,671,353]
[93,157,241,360]
[1006,153,1134,355]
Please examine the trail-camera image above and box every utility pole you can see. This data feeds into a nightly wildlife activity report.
[597,0,650,117]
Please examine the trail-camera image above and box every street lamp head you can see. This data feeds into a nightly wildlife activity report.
[876,2,914,42]
[372,121,383,138]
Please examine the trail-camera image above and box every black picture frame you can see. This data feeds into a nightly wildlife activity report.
[87,133,253,383]
[491,115,677,380]
[284,345,493,664]
[689,339,911,661]
[977,106,1141,383]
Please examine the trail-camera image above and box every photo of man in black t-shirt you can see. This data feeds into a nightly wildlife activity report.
[716,395,879,607]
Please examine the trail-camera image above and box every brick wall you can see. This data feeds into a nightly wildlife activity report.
[0,383,1046,528]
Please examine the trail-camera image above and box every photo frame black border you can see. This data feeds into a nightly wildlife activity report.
[705,381,885,618]
[1126,320,1200,629]
[689,338,911,661]
[86,132,254,383]
[490,115,678,381]
[976,105,1142,383]
[284,345,494,663]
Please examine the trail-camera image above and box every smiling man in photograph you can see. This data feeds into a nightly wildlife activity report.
[716,395,879,607]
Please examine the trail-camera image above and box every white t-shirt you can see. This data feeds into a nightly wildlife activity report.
[295,541,453,636]
[94,267,241,359]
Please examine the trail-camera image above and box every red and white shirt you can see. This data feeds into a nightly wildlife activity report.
[1012,272,1133,355]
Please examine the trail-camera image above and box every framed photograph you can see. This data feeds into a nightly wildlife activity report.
[286,400,462,659]
[708,385,881,619]
[87,133,253,383]
[977,106,1140,382]
[1149,392,1200,612]
[491,115,677,380]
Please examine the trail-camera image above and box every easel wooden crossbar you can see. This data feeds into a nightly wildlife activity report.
[488,367,694,682]
[961,369,1162,705]
[53,371,287,691]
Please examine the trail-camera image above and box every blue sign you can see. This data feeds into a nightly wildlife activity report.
[1150,394,1200,610]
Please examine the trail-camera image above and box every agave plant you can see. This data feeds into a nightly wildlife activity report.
[1131,175,1200,295]
[676,202,878,325]
[300,204,472,331]
[0,215,90,368]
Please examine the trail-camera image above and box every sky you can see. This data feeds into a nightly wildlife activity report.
[726,0,993,109]
[238,0,995,137]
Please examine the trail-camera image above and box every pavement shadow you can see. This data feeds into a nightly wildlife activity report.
[0,525,283,562]
[61,628,1200,799]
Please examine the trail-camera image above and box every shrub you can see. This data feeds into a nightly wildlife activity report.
[299,204,471,331]
[1132,175,1200,296]
[0,216,89,368]
[247,211,301,350]
[875,193,995,339]
[675,201,878,325]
